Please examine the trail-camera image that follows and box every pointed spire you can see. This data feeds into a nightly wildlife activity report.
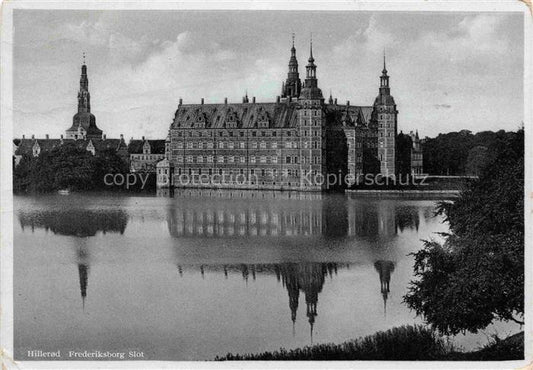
[291,32,295,51]
[308,34,314,63]
[382,50,387,74]
[82,52,86,65]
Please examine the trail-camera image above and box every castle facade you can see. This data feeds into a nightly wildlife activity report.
[158,39,421,191]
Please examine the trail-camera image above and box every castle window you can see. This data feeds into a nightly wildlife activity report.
[272,156,278,163]
[218,156,224,163]
[251,142,257,149]
[260,142,266,149]
[252,131,257,137]
[228,156,234,163]
[228,142,234,149]
[260,156,266,163]
[272,131,277,137]
[207,142,213,149]
[218,142,224,149]
[286,156,291,164]
[261,169,266,177]
[271,142,277,149]
[250,156,256,163]
[207,156,213,163]
[240,156,245,163]
[239,142,245,149]
[239,131,244,137]
[197,156,203,163]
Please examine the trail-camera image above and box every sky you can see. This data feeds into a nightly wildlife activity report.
[13,10,524,139]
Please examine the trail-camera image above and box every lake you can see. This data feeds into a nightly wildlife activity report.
[13,190,519,360]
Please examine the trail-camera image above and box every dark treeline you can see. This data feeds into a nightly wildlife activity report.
[404,129,524,335]
[13,144,128,193]
[422,129,520,176]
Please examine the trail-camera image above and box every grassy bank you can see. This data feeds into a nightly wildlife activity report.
[215,325,523,361]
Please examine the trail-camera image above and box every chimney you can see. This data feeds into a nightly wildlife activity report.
[31,134,35,139]
[120,134,124,140]
[276,96,280,103]
[224,97,228,105]
[179,98,183,106]
[142,135,145,141]
[103,134,106,140]
[45,134,49,139]
[22,134,25,139]
[201,98,204,105]
[252,97,256,104]
[60,134,64,144]
[346,100,350,106]
[334,98,337,105]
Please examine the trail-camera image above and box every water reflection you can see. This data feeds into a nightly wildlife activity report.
[15,191,445,359]
[18,209,128,237]
[164,189,422,239]
[173,261,392,342]
[374,261,396,316]
[18,208,128,310]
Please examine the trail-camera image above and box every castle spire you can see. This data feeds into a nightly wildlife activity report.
[383,50,387,74]
[299,36,322,100]
[78,57,90,113]
[282,33,301,98]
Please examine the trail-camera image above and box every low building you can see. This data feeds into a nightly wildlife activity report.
[128,137,166,173]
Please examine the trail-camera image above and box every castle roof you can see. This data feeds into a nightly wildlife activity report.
[14,138,63,156]
[128,139,166,154]
[324,104,374,128]
[172,102,374,130]
[14,138,126,157]
[172,102,299,129]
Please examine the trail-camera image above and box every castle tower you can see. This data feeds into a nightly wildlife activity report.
[298,38,326,190]
[66,56,103,140]
[410,130,423,175]
[281,34,302,99]
[373,53,398,176]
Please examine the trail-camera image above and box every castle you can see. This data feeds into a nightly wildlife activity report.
[14,38,423,191]
[157,38,422,191]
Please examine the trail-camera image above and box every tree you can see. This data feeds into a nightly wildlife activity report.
[404,129,524,335]
[13,144,128,193]
[465,146,489,176]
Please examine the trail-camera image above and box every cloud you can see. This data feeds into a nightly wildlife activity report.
[13,11,523,140]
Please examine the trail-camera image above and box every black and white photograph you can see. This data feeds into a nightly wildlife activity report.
[0,1,531,368]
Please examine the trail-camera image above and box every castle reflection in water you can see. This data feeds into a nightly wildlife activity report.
[161,189,422,239]
[17,189,431,340]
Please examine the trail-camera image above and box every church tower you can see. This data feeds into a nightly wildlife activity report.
[373,54,398,176]
[298,38,326,190]
[281,34,302,99]
[66,55,103,140]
